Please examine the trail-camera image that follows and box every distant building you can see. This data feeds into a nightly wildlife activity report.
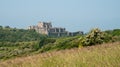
[28,22,83,37]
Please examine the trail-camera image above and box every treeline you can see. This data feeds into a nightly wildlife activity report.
[0,26,46,42]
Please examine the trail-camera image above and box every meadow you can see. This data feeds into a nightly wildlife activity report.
[0,42,120,67]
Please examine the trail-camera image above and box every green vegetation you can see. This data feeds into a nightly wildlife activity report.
[0,26,46,42]
[80,28,113,46]
[105,29,120,41]
[105,29,120,36]
[39,28,118,52]
[0,42,120,67]
[0,26,46,60]
[0,26,120,62]
[0,41,41,60]
[39,36,80,52]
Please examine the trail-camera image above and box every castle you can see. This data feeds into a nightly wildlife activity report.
[28,22,83,37]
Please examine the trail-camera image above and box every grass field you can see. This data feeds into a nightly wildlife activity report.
[0,42,120,67]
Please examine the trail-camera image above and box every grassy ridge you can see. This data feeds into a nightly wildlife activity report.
[0,42,120,67]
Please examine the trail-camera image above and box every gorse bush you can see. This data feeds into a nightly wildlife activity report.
[80,28,112,46]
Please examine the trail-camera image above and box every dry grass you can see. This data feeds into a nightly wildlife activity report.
[0,42,120,67]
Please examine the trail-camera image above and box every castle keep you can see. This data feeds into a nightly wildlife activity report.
[28,22,83,37]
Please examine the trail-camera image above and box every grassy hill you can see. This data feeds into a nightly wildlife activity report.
[0,42,120,67]
[0,27,120,61]
[0,26,120,67]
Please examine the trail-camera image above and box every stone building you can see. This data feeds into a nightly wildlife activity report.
[28,22,83,37]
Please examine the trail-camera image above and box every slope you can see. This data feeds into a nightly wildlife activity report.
[0,42,120,67]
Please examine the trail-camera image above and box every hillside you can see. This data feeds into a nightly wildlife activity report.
[0,27,120,61]
[0,26,46,60]
[0,42,120,67]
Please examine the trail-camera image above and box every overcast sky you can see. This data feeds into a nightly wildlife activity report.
[0,0,120,32]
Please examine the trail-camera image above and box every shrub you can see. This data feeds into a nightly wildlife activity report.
[80,28,112,46]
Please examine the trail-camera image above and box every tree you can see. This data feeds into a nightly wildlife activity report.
[5,26,10,28]
[0,26,3,29]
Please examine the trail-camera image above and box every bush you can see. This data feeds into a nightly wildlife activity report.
[80,28,112,46]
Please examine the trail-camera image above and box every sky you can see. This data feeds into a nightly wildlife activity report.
[0,0,120,32]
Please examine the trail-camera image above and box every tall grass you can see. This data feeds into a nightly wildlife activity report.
[0,42,120,67]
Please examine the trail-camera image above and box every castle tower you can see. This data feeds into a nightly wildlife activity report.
[38,22,52,29]
[36,22,52,35]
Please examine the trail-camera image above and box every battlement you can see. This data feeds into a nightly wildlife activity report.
[28,22,83,37]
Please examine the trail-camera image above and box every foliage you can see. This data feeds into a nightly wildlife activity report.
[80,28,113,46]
[105,29,120,41]
[0,41,40,60]
[39,38,56,48]
[0,26,47,60]
[39,36,80,52]
[105,29,120,36]
[0,27,46,42]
